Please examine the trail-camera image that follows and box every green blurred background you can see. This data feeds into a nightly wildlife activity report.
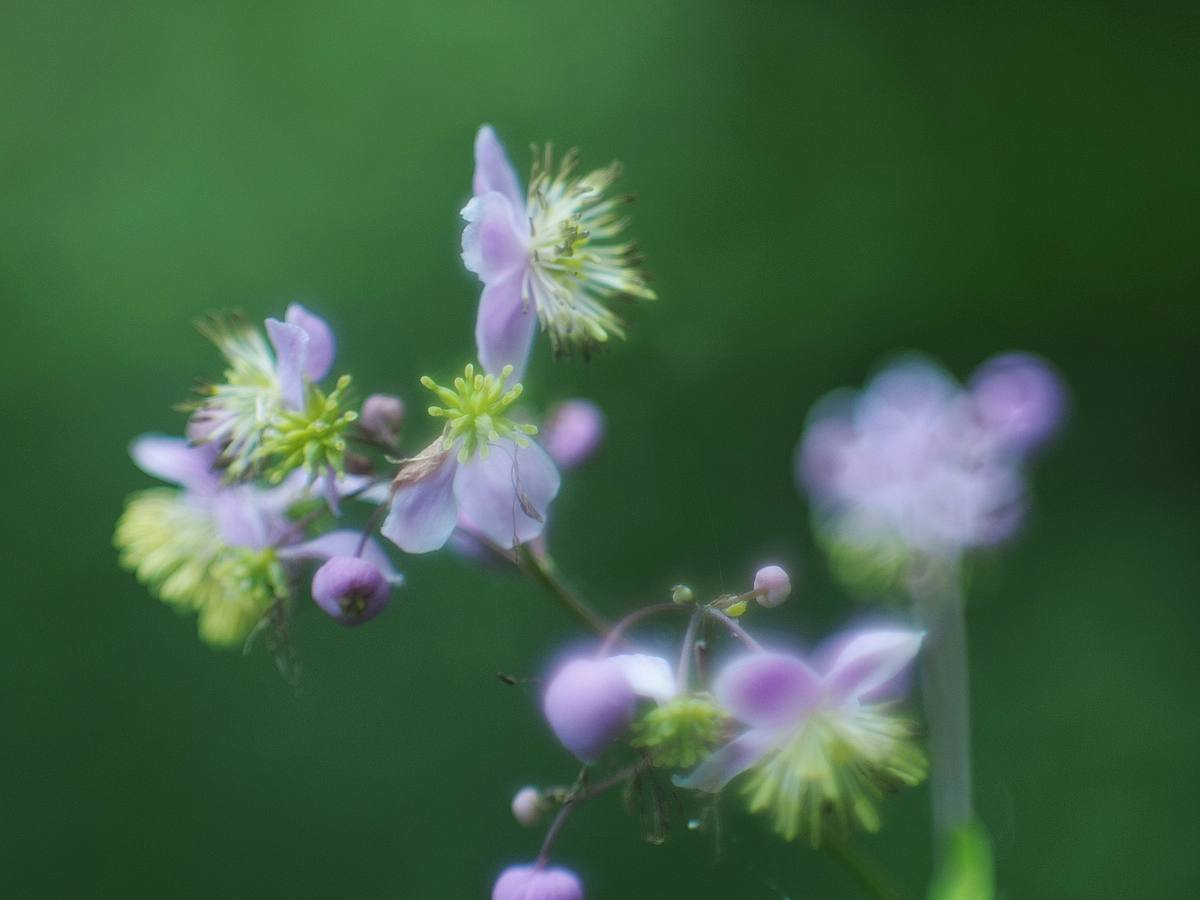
[3,1,1198,896]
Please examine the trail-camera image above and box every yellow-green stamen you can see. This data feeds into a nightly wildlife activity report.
[421,363,537,463]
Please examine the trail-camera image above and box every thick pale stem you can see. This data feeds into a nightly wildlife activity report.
[912,565,974,848]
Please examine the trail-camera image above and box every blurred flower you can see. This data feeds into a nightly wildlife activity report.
[381,364,560,553]
[541,399,605,470]
[798,355,1066,582]
[492,863,584,900]
[542,653,675,761]
[359,393,405,445]
[191,304,356,489]
[462,125,656,380]
[677,629,926,845]
[117,435,399,647]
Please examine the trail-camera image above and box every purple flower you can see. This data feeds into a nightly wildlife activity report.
[381,365,560,554]
[798,356,1047,562]
[463,125,655,380]
[753,565,792,608]
[118,434,400,646]
[542,653,675,761]
[309,556,391,625]
[492,863,584,900]
[541,399,605,471]
[359,393,405,444]
[677,628,926,844]
[969,352,1066,455]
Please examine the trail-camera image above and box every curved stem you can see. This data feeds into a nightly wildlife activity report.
[596,603,688,655]
[824,836,911,900]
[911,564,974,851]
[701,607,764,652]
[676,610,703,692]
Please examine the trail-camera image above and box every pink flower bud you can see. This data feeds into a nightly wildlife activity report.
[542,400,605,470]
[493,864,584,900]
[510,786,543,827]
[753,565,791,607]
[310,556,390,625]
[542,657,636,761]
[360,393,406,441]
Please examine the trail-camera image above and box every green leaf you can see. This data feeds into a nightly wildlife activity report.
[928,820,994,900]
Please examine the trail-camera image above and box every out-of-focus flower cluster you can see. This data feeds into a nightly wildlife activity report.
[797,353,1065,592]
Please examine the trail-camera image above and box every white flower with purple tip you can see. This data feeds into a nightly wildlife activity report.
[677,628,927,845]
[463,125,656,380]
[381,363,560,554]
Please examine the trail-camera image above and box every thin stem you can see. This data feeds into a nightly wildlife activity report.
[701,607,764,652]
[521,547,610,636]
[596,603,688,655]
[676,610,703,692]
[355,496,390,557]
[911,564,974,850]
[824,836,910,900]
[536,763,643,866]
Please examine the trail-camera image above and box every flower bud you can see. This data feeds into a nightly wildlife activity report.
[310,555,390,625]
[492,864,584,900]
[753,565,791,608]
[359,393,406,442]
[671,584,695,604]
[970,353,1065,455]
[543,658,636,761]
[510,786,544,827]
[542,399,604,470]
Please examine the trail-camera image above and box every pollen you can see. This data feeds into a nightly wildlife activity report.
[422,363,538,463]
[523,145,656,359]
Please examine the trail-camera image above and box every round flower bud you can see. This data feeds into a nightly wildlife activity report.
[671,584,695,605]
[311,555,390,625]
[492,864,584,900]
[753,565,791,608]
[970,353,1065,455]
[543,658,636,761]
[359,393,406,442]
[510,786,543,827]
[542,399,605,470]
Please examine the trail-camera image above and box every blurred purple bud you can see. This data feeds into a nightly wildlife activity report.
[542,658,636,761]
[360,393,406,442]
[753,565,792,607]
[311,555,390,625]
[542,400,605,470]
[510,786,543,827]
[492,864,584,900]
[970,353,1066,455]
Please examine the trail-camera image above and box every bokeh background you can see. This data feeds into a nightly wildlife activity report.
[3,1,1198,897]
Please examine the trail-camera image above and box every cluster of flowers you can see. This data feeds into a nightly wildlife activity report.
[116,123,1066,898]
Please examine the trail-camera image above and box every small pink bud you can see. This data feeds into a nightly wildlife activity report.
[970,353,1066,455]
[753,565,791,607]
[542,400,605,470]
[311,556,390,625]
[542,657,636,761]
[492,864,583,900]
[510,786,543,827]
[360,393,405,442]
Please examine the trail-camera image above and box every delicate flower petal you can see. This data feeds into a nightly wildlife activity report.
[673,729,778,793]
[473,124,524,213]
[265,317,309,411]
[609,654,676,703]
[715,652,822,728]
[822,629,924,704]
[211,486,275,549]
[970,352,1066,455]
[453,439,560,550]
[461,192,527,283]
[129,434,220,494]
[543,657,636,761]
[279,529,403,585]
[381,454,460,554]
[475,268,538,380]
[285,303,336,382]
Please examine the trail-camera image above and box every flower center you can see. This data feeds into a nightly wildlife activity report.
[422,364,538,463]
[523,145,657,359]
